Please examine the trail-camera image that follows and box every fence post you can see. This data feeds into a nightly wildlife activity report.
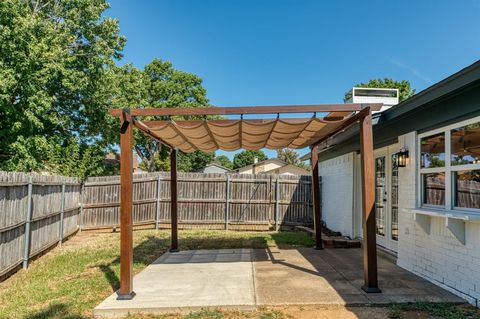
[275,176,280,231]
[225,175,230,230]
[155,175,162,229]
[79,183,84,232]
[58,182,66,246]
[22,176,33,269]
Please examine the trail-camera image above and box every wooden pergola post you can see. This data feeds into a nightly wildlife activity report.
[359,110,381,293]
[311,145,323,250]
[118,111,135,299]
[170,148,179,252]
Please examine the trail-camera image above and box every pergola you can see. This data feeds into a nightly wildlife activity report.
[109,103,383,300]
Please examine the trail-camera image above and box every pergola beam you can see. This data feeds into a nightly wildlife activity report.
[109,103,382,117]
[311,107,371,147]
[141,116,348,128]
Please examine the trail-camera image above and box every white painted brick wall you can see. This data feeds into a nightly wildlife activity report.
[318,153,355,237]
[397,132,480,307]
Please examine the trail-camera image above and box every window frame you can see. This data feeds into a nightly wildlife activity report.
[417,116,480,214]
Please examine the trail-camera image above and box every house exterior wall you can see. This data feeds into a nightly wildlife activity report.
[318,153,356,237]
[256,162,282,173]
[397,132,480,307]
[237,161,283,174]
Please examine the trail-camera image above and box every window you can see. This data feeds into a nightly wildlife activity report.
[422,173,445,206]
[420,133,445,168]
[418,117,480,212]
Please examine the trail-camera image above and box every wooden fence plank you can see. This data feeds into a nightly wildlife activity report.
[82,172,313,229]
[0,172,80,276]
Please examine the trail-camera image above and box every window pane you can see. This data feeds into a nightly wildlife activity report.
[423,173,445,206]
[451,122,480,165]
[454,170,480,209]
[421,133,445,168]
[391,153,398,241]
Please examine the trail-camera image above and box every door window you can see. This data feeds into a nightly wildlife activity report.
[375,156,386,236]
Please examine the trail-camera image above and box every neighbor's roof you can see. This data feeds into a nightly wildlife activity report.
[236,158,309,175]
[203,163,232,171]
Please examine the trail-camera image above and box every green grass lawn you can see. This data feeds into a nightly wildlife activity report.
[0,229,314,319]
[1,229,478,319]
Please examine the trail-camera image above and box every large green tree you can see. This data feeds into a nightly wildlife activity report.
[343,78,415,102]
[213,155,233,170]
[276,148,309,170]
[0,0,125,175]
[112,59,210,172]
[150,150,214,172]
[233,150,267,169]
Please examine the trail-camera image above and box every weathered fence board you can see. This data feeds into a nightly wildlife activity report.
[83,172,313,230]
[0,172,81,277]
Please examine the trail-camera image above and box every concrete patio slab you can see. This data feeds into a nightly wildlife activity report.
[94,249,256,318]
[94,247,464,318]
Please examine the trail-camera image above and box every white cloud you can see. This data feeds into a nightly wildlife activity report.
[389,58,433,84]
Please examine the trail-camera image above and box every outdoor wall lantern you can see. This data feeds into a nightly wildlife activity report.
[397,148,409,167]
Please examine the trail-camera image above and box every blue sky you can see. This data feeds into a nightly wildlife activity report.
[106,0,480,159]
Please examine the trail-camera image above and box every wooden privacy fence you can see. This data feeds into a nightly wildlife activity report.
[0,171,316,277]
[0,172,81,277]
[82,172,315,230]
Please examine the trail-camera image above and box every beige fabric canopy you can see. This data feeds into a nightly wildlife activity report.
[142,111,354,153]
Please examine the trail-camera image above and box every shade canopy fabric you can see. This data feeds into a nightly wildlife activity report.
[142,111,354,153]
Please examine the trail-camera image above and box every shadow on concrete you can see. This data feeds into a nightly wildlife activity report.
[253,246,465,306]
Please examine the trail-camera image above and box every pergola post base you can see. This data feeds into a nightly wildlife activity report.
[169,248,179,253]
[361,286,382,293]
[116,292,136,300]
[314,246,324,250]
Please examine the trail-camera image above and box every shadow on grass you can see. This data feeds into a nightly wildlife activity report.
[96,235,170,291]
[26,303,87,319]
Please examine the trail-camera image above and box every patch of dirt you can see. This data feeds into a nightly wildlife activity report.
[268,305,391,319]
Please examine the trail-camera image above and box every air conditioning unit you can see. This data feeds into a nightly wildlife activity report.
[345,87,399,113]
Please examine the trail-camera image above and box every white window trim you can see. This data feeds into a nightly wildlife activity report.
[417,115,480,214]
